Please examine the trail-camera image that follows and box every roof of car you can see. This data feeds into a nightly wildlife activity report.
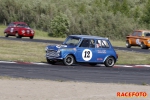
[12,22,27,24]
[69,35,108,40]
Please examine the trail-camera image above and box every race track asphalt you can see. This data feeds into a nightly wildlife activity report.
[0,61,150,85]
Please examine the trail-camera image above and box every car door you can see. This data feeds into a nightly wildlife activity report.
[130,32,137,45]
[130,31,142,46]
[76,39,97,62]
[135,31,142,46]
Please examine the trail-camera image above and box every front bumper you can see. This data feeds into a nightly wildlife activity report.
[20,33,34,37]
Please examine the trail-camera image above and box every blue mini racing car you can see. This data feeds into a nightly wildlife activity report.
[45,35,118,67]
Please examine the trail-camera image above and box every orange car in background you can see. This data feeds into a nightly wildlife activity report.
[126,30,150,49]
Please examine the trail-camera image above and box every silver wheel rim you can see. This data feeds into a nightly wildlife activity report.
[16,33,18,37]
[5,33,7,36]
[107,58,114,66]
[65,56,73,65]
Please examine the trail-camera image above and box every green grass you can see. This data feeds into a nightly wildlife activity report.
[0,39,48,62]
[116,50,150,64]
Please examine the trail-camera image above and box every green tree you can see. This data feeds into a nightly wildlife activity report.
[120,0,129,16]
[141,0,150,28]
[50,13,70,37]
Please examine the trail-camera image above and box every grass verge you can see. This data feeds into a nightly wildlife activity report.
[0,39,48,63]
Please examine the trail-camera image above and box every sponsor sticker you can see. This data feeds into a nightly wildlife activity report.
[97,50,106,53]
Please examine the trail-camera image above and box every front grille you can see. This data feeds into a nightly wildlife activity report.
[46,50,59,57]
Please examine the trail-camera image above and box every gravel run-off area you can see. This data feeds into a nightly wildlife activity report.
[0,78,149,100]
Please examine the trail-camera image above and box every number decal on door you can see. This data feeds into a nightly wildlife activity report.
[136,39,141,45]
[84,51,90,58]
[82,49,92,61]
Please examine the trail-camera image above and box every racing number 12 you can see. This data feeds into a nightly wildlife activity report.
[84,51,90,58]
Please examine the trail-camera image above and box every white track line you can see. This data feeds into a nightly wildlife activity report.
[0,61,16,64]
[135,65,150,67]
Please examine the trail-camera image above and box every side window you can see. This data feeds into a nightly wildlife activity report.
[96,40,102,48]
[101,40,109,48]
[96,39,109,48]
[89,39,95,48]
[80,39,95,48]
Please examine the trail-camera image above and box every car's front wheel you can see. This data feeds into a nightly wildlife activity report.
[4,33,9,37]
[63,55,75,66]
[126,41,131,48]
[30,36,33,39]
[104,57,115,67]
[140,42,148,49]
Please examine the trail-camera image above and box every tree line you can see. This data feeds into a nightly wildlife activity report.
[0,0,149,40]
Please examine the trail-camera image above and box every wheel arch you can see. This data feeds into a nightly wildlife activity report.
[103,55,116,63]
[126,39,131,44]
[63,53,77,62]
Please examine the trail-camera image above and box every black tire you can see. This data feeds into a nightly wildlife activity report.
[140,43,148,49]
[126,41,131,48]
[104,57,115,67]
[4,33,9,37]
[16,33,21,38]
[46,58,56,65]
[30,36,33,39]
[89,63,97,66]
[63,55,75,66]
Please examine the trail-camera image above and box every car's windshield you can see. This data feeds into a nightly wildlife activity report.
[63,36,81,46]
[17,24,29,28]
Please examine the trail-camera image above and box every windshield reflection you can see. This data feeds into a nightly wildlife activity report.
[63,37,81,46]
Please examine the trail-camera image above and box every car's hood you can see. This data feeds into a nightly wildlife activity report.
[46,44,76,51]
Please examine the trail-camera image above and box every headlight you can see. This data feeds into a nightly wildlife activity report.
[22,30,25,34]
[45,47,48,51]
[147,40,150,43]
[31,30,34,34]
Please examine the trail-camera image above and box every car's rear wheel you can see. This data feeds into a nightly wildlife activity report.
[140,42,148,49]
[4,33,9,37]
[63,55,75,66]
[30,36,33,39]
[126,41,131,48]
[46,58,56,65]
[104,57,115,67]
